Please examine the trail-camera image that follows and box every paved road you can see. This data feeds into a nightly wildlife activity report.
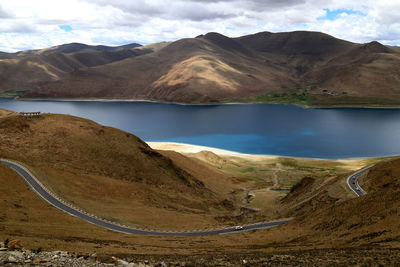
[347,166,369,196]
[0,159,291,236]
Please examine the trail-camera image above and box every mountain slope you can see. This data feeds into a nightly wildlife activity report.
[0,111,245,229]
[235,31,354,59]
[307,43,400,105]
[1,31,400,106]
[0,45,154,95]
[22,32,295,102]
[277,159,400,247]
[1,42,142,58]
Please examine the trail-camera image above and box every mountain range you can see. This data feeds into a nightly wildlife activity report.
[1,31,400,106]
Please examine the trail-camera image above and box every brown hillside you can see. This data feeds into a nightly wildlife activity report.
[278,159,400,247]
[22,33,294,103]
[0,53,83,92]
[201,32,253,56]
[0,112,251,229]
[307,41,400,104]
[3,160,400,265]
[235,31,354,57]
[13,42,142,57]
[0,46,148,94]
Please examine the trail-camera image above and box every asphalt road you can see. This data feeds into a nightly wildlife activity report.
[347,166,369,196]
[0,159,291,236]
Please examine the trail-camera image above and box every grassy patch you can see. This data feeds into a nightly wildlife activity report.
[228,84,313,105]
[231,162,242,167]
[296,165,317,170]
[248,176,266,182]
[0,89,31,97]
[312,95,400,107]
[241,167,255,173]
[278,158,298,167]
[254,91,312,105]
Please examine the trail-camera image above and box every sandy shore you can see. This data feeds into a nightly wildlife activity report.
[146,142,379,164]
[147,142,279,160]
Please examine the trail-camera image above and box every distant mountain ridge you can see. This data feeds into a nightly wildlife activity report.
[1,31,400,106]
[0,42,142,58]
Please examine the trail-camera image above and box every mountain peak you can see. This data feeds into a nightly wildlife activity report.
[201,32,252,55]
[361,41,390,53]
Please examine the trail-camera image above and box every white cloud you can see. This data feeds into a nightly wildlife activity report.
[0,0,398,52]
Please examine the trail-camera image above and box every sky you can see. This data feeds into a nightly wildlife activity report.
[0,0,399,52]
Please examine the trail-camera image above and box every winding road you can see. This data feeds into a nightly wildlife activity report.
[347,166,369,196]
[0,159,291,236]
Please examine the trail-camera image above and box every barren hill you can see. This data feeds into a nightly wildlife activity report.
[0,111,255,230]
[277,159,400,247]
[21,32,293,103]
[0,44,151,97]
[0,42,141,58]
[2,31,400,106]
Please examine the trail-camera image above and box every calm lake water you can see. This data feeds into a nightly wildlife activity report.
[1,98,400,158]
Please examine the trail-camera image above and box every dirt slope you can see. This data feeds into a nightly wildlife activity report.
[0,112,247,229]
[278,159,400,247]
[3,161,400,265]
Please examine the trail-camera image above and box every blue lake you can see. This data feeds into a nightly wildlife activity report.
[1,98,400,158]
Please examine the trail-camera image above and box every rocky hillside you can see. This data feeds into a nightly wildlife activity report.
[1,31,399,106]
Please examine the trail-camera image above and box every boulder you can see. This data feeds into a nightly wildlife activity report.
[117,259,131,266]
[6,256,17,263]
[7,239,23,250]
[7,251,24,258]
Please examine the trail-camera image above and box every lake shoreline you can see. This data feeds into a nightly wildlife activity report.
[12,97,400,109]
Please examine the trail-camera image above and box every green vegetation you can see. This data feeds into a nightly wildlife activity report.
[250,176,266,182]
[241,167,255,173]
[312,95,400,107]
[254,88,312,105]
[228,84,313,106]
[278,158,298,167]
[0,89,30,97]
[231,162,241,167]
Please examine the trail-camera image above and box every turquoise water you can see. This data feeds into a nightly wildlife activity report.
[2,98,400,158]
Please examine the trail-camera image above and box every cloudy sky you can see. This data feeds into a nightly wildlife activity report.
[0,0,399,52]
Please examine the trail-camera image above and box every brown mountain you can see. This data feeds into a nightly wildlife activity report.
[0,42,141,59]
[2,31,400,106]
[19,32,295,102]
[0,44,155,96]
